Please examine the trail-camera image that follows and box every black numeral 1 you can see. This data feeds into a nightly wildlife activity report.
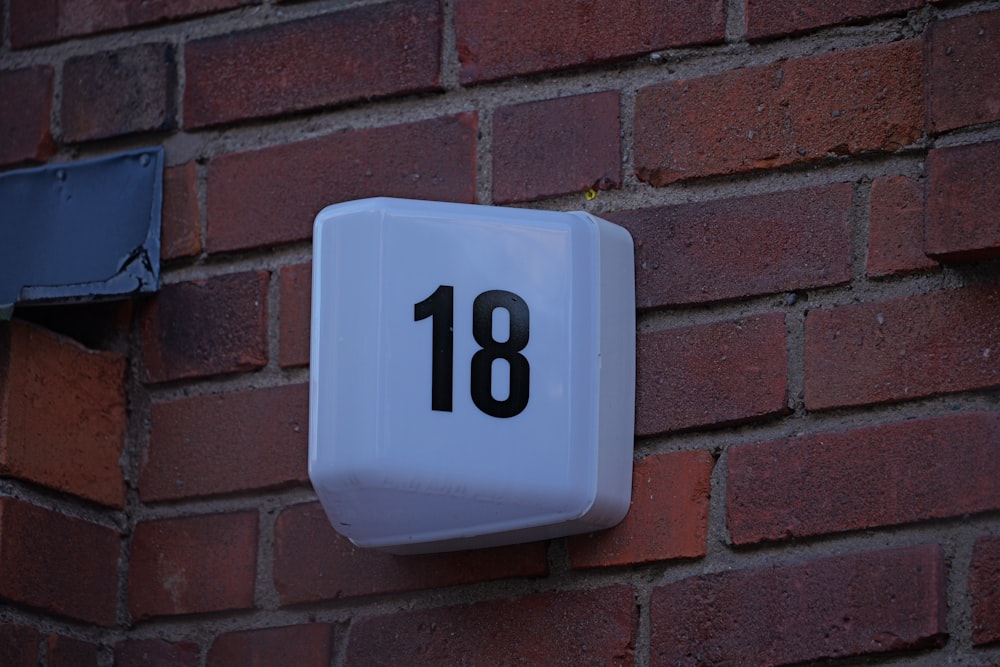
[413,285,530,418]
[413,284,454,412]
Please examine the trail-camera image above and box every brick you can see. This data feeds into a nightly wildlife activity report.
[569,450,714,568]
[0,66,55,166]
[927,9,1000,133]
[46,635,98,667]
[208,625,333,667]
[0,320,126,507]
[61,43,177,143]
[610,184,853,308]
[0,498,119,626]
[184,0,441,128]
[273,502,547,605]
[115,639,199,667]
[128,511,257,620]
[925,140,1000,262]
[636,314,787,436]
[728,412,1000,545]
[10,0,249,48]
[651,545,947,666]
[492,92,621,204]
[346,585,636,666]
[635,40,923,186]
[455,0,724,84]
[0,623,38,667]
[867,175,937,276]
[804,285,1000,410]
[206,114,476,253]
[279,263,311,368]
[161,163,201,261]
[746,0,923,40]
[971,535,1000,645]
[140,271,268,383]
[141,384,308,502]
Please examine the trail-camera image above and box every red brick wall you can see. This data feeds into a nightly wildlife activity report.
[2,0,999,665]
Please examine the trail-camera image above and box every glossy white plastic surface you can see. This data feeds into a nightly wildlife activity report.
[309,197,635,553]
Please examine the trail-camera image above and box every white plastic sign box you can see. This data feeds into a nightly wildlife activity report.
[309,197,635,553]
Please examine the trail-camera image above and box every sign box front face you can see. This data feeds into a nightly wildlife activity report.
[309,198,635,553]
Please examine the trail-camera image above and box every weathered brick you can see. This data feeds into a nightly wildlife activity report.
[971,535,1000,645]
[128,511,257,620]
[0,498,119,626]
[140,271,268,383]
[61,44,176,143]
[272,502,547,605]
[114,639,199,667]
[346,586,636,666]
[0,66,55,166]
[746,0,923,40]
[10,0,249,48]
[569,450,714,568]
[610,184,852,308]
[492,92,621,204]
[161,163,201,261]
[184,0,441,128]
[0,320,126,507]
[46,635,98,667]
[141,384,308,502]
[208,625,333,667]
[206,114,476,253]
[651,545,947,666]
[728,412,1000,545]
[804,285,1000,410]
[867,175,937,276]
[455,0,725,84]
[0,623,38,667]
[635,40,923,186]
[636,314,788,436]
[926,8,1000,134]
[278,263,311,368]
[925,140,1000,262]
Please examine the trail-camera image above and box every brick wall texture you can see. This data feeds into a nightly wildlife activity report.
[1,0,999,665]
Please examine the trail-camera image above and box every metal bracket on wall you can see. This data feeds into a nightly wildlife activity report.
[0,147,163,320]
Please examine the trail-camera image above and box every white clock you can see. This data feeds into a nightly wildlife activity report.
[308,198,635,553]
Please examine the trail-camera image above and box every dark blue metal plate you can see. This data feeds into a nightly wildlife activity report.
[0,147,163,319]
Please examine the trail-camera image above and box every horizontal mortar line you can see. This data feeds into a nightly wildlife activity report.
[518,150,929,216]
[633,390,1000,456]
[158,242,313,285]
[140,26,934,162]
[646,511,1000,588]
[0,480,125,530]
[0,602,127,642]
[129,485,318,522]
[144,366,309,403]
[635,267,1000,334]
[928,121,1000,150]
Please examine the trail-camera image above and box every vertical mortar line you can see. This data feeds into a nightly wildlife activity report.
[254,496,280,610]
[116,308,155,635]
[785,295,807,416]
[618,84,637,189]
[850,179,873,285]
[633,578,652,667]
[945,525,980,656]
[475,104,494,206]
[195,160,208,261]
[546,537,570,576]
[2,0,9,49]
[173,36,186,155]
[702,438,733,563]
[438,0,460,91]
[267,268,281,371]
[725,0,747,44]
